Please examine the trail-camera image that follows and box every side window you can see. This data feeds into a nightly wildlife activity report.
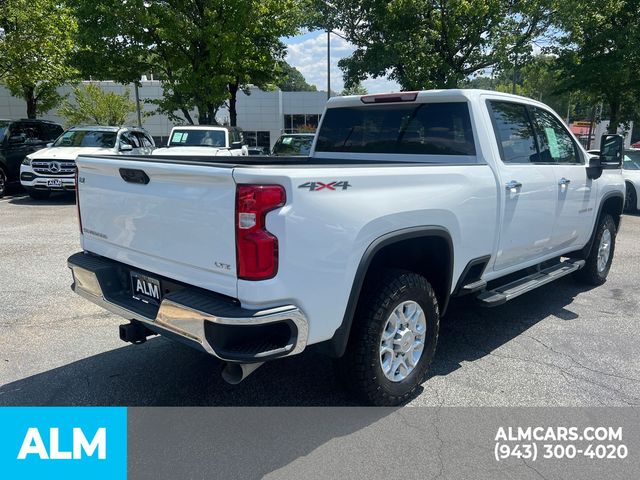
[134,132,153,148]
[41,123,63,141]
[531,108,579,164]
[121,132,139,148]
[488,101,539,164]
[10,122,40,144]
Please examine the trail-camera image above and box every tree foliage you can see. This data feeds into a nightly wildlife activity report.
[312,0,553,90]
[58,83,136,127]
[276,62,317,91]
[340,82,368,96]
[554,0,640,132]
[0,0,77,118]
[71,0,304,125]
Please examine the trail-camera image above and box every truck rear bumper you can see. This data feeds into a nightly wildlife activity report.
[67,252,308,363]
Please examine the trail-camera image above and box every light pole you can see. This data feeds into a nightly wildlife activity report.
[327,30,331,100]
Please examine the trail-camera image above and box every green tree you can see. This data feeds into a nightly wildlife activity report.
[340,82,368,96]
[312,0,552,90]
[0,0,77,118]
[58,83,137,127]
[554,0,640,132]
[71,0,304,126]
[276,62,317,91]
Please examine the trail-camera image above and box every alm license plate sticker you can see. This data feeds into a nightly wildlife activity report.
[131,272,162,305]
[47,179,63,187]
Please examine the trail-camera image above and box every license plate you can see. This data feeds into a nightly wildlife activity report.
[47,179,63,187]
[131,272,162,305]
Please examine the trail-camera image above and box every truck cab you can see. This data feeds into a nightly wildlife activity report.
[152,126,248,157]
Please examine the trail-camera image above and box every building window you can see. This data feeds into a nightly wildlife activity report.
[284,114,321,134]
[243,131,271,149]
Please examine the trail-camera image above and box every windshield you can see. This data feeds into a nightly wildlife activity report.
[272,135,314,156]
[623,151,640,170]
[53,130,117,148]
[169,129,226,147]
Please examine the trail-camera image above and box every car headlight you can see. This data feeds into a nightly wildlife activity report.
[22,156,32,166]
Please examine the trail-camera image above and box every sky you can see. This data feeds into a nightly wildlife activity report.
[284,31,400,94]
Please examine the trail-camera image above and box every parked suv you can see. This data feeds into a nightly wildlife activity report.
[0,119,63,197]
[20,125,155,199]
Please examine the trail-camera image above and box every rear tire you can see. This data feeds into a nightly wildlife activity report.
[625,183,637,213]
[336,269,439,406]
[574,214,616,286]
[28,189,51,200]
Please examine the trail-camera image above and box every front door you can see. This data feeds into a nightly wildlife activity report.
[487,100,558,271]
[530,107,597,251]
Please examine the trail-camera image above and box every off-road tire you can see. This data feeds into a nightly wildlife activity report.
[336,269,439,406]
[574,214,616,286]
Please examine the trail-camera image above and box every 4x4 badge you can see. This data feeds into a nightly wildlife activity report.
[298,181,351,191]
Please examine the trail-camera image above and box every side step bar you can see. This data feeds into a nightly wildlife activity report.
[476,259,585,307]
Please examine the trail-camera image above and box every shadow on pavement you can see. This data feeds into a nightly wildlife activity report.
[0,277,589,406]
[8,192,75,206]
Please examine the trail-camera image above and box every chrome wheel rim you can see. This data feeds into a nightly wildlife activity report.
[379,300,426,382]
[597,229,612,273]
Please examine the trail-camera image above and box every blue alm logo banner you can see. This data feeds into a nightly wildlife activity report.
[0,407,127,480]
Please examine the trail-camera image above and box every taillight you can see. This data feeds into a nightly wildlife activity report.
[75,168,82,234]
[235,185,286,280]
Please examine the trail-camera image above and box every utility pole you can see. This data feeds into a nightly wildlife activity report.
[327,31,331,100]
[511,53,518,95]
[134,82,142,127]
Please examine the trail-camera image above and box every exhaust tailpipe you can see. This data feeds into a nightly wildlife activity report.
[221,362,264,385]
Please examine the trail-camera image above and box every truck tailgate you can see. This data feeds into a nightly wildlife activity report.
[76,155,238,298]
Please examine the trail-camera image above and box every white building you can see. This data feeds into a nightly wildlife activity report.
[0,80,329,149]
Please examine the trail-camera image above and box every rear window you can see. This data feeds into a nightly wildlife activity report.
[315,102,476,155]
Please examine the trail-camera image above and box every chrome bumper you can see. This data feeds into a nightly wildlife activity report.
[68,252,308,362]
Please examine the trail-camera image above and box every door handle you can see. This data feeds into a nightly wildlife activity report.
[505,180,523,191]
[558,177,571,186]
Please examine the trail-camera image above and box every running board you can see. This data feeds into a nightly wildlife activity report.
[476,259,585,307]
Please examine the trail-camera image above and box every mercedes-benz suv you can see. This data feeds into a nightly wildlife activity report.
[20,125,155,199]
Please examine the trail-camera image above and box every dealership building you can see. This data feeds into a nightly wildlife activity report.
[0,80,329,149]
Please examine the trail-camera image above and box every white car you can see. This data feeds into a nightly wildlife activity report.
[69,90,625,405]
[622,150,640,212]
[152,126,248,157]
[20,126,155,199]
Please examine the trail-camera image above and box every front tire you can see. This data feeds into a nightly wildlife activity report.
[337,269,440,406]
[625,183,637,213]
[574,214,616,286]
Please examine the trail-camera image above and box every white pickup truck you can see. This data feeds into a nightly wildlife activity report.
[152,125,248,156]
[68,90,625,405]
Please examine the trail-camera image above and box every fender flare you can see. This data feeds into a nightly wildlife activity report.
[324,226,454,358]
[578,191,625,259]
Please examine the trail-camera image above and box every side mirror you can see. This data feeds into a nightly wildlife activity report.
[120,143,133,152]
[586,155,603,180]
[599,134,624,168]
[230,141,243,150]
[46,142,53,148]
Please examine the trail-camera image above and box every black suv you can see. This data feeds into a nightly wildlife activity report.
[0,119,64,197]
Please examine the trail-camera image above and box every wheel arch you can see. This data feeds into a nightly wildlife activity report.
[576,191,624,260]
[321,226,454,358]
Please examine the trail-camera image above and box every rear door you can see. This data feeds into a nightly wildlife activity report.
[77,156,239,297]
[487,100,557,271]
[530,107,597,250]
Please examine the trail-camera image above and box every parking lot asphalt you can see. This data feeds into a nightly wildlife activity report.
[0,189,639,407]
